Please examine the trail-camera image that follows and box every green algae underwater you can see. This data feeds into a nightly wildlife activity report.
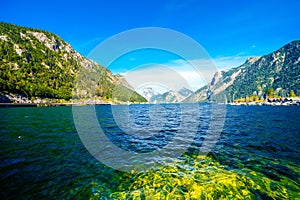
[85,152,299,200]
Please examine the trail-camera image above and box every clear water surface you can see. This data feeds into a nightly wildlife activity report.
[0,104,299,199]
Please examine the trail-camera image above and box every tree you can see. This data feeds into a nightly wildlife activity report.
[266,88,274,98]
[289,90,296,97]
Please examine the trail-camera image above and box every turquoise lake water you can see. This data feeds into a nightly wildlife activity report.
[0,104,299,199]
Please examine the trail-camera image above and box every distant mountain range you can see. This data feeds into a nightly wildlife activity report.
[142,87,193,103]
[141,40,300,103]
[0,22,146,103]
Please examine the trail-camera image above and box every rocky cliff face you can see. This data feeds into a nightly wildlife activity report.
[190,40,300,102]
[0,22,146,103]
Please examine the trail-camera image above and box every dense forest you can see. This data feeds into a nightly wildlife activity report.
[192,40,300,102]
[0,22,146,103]
[226,41,300,100]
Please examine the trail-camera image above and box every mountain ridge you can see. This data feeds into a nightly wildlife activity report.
[142,87,194,104]
[0,22,147,103]
[1,22,298,104]
[188,40,300,102]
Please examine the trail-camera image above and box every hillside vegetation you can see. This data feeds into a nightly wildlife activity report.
[0,22,146,103]
[190,40,300,102]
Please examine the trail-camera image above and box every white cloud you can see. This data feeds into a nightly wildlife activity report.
[124,64,193,92]
[165,59,215,91]
[122,55,250,92]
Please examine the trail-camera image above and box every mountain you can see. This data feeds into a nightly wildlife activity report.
[178,87,194,97]
[190,40,300,102]
[142,87,160,101]
[148,87,194,103]
[0,22,146,103]
[2,22,297,104]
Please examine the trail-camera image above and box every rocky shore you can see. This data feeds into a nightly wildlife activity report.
[0,93,129,107]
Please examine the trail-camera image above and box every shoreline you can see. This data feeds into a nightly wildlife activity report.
[1,101,300,108]
[0,102,110,108]
[0,102,75,108]
[0,102,149,108]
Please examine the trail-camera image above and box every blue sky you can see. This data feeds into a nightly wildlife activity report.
[1,0,300,91]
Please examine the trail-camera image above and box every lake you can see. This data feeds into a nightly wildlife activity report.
[0,104,299,199]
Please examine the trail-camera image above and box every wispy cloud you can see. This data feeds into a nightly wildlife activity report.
[124,64,194,93]
[122,55,251,92]
[212,55,249,70]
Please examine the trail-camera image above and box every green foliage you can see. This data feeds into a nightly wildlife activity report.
[224,41,300,99]
[289,90,296,97]
[0,22,77,100]
[267,88,274,98]
[74,66,147,103]
[0,22,147,103]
